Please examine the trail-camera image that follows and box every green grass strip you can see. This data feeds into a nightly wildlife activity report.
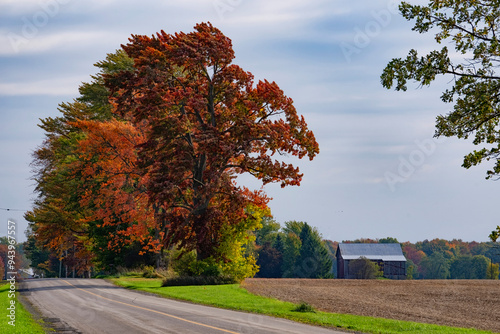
[110,277,495,334]
[0,282,47,334]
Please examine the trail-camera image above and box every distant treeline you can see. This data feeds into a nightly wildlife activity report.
[401,238,499,279]
[330,238,500,279]
[255,221,500,279]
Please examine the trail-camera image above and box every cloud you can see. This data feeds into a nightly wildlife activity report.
[0,75,85,96]
[0,28,123,55]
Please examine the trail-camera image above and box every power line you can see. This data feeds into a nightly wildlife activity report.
[0,207,27,212]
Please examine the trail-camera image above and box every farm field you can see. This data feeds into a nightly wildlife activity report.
[242,278,500,333]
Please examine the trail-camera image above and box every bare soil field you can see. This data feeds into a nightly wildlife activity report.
[242,278,500,333]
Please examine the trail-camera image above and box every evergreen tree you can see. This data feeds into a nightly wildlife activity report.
[281,232,301,278]
[274,233,285,255]
[294,223,332,278]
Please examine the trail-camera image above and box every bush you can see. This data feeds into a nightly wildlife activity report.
[142,265,162,278]
[170,249,255,283]
[348,257,383,279]
[189,259,222,277]
[155,267,178,279]
[292,302,316,313]
[171,250,197,276]
[116,266,143,277]
[172,251,222,277]
[162,275,238,287]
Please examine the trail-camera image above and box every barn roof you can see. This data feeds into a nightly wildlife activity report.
[337,243,406,262]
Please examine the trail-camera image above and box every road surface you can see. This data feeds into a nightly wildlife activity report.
[21,278,347,334]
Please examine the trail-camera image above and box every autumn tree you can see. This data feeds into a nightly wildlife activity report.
[24,228,58,277]
[24,102,95,277]
[105,23,319,260]
[72,119,163,263]
[381,1,500,181]
[0,238,25,279]
[212,201,270,280]
[417,239,454,258]
[25,50,145,274]
[27,24,317,280]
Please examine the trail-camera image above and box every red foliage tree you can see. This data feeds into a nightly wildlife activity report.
[402,242,426,266]
[72,119,163,255]
[106,22,319,259]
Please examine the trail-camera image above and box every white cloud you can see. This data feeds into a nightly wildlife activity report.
[0,29,123,55]
[0,76,83,96]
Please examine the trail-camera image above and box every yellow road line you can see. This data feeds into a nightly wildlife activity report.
[61,279,239,334]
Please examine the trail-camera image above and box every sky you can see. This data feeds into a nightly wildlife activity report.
[0,0,498,244]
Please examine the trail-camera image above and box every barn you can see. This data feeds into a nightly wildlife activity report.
[336,243,407,280]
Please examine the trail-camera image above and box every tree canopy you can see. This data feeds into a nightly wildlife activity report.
[382,0,500,179]
[26,23,318,280]
[105,22,319,259]
[381,0,500,242]
[255,220,334,278]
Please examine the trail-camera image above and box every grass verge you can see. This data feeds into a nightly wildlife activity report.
[109,276,494,334]
[0,282,47,334]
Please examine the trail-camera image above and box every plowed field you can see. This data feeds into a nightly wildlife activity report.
[242,279,500,332]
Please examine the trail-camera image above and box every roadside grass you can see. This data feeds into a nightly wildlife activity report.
[0,282,47,334]
[109,277,494,334]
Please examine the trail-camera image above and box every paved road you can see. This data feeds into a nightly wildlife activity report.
[21,278,346,334]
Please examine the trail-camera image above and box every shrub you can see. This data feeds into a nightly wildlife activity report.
[171,250,197,276]
[189,259,222,277]
[348,257,383,279]
[142,265,162,278]
[162,275,238,287]
[156,267,177,279]
[116,266,143,277]
[292,302,316,313]
[171,247,256,283]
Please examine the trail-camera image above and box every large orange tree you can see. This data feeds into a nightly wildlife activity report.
[106,22,319,260]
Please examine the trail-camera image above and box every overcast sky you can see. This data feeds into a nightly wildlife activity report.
[1,0,497,244]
